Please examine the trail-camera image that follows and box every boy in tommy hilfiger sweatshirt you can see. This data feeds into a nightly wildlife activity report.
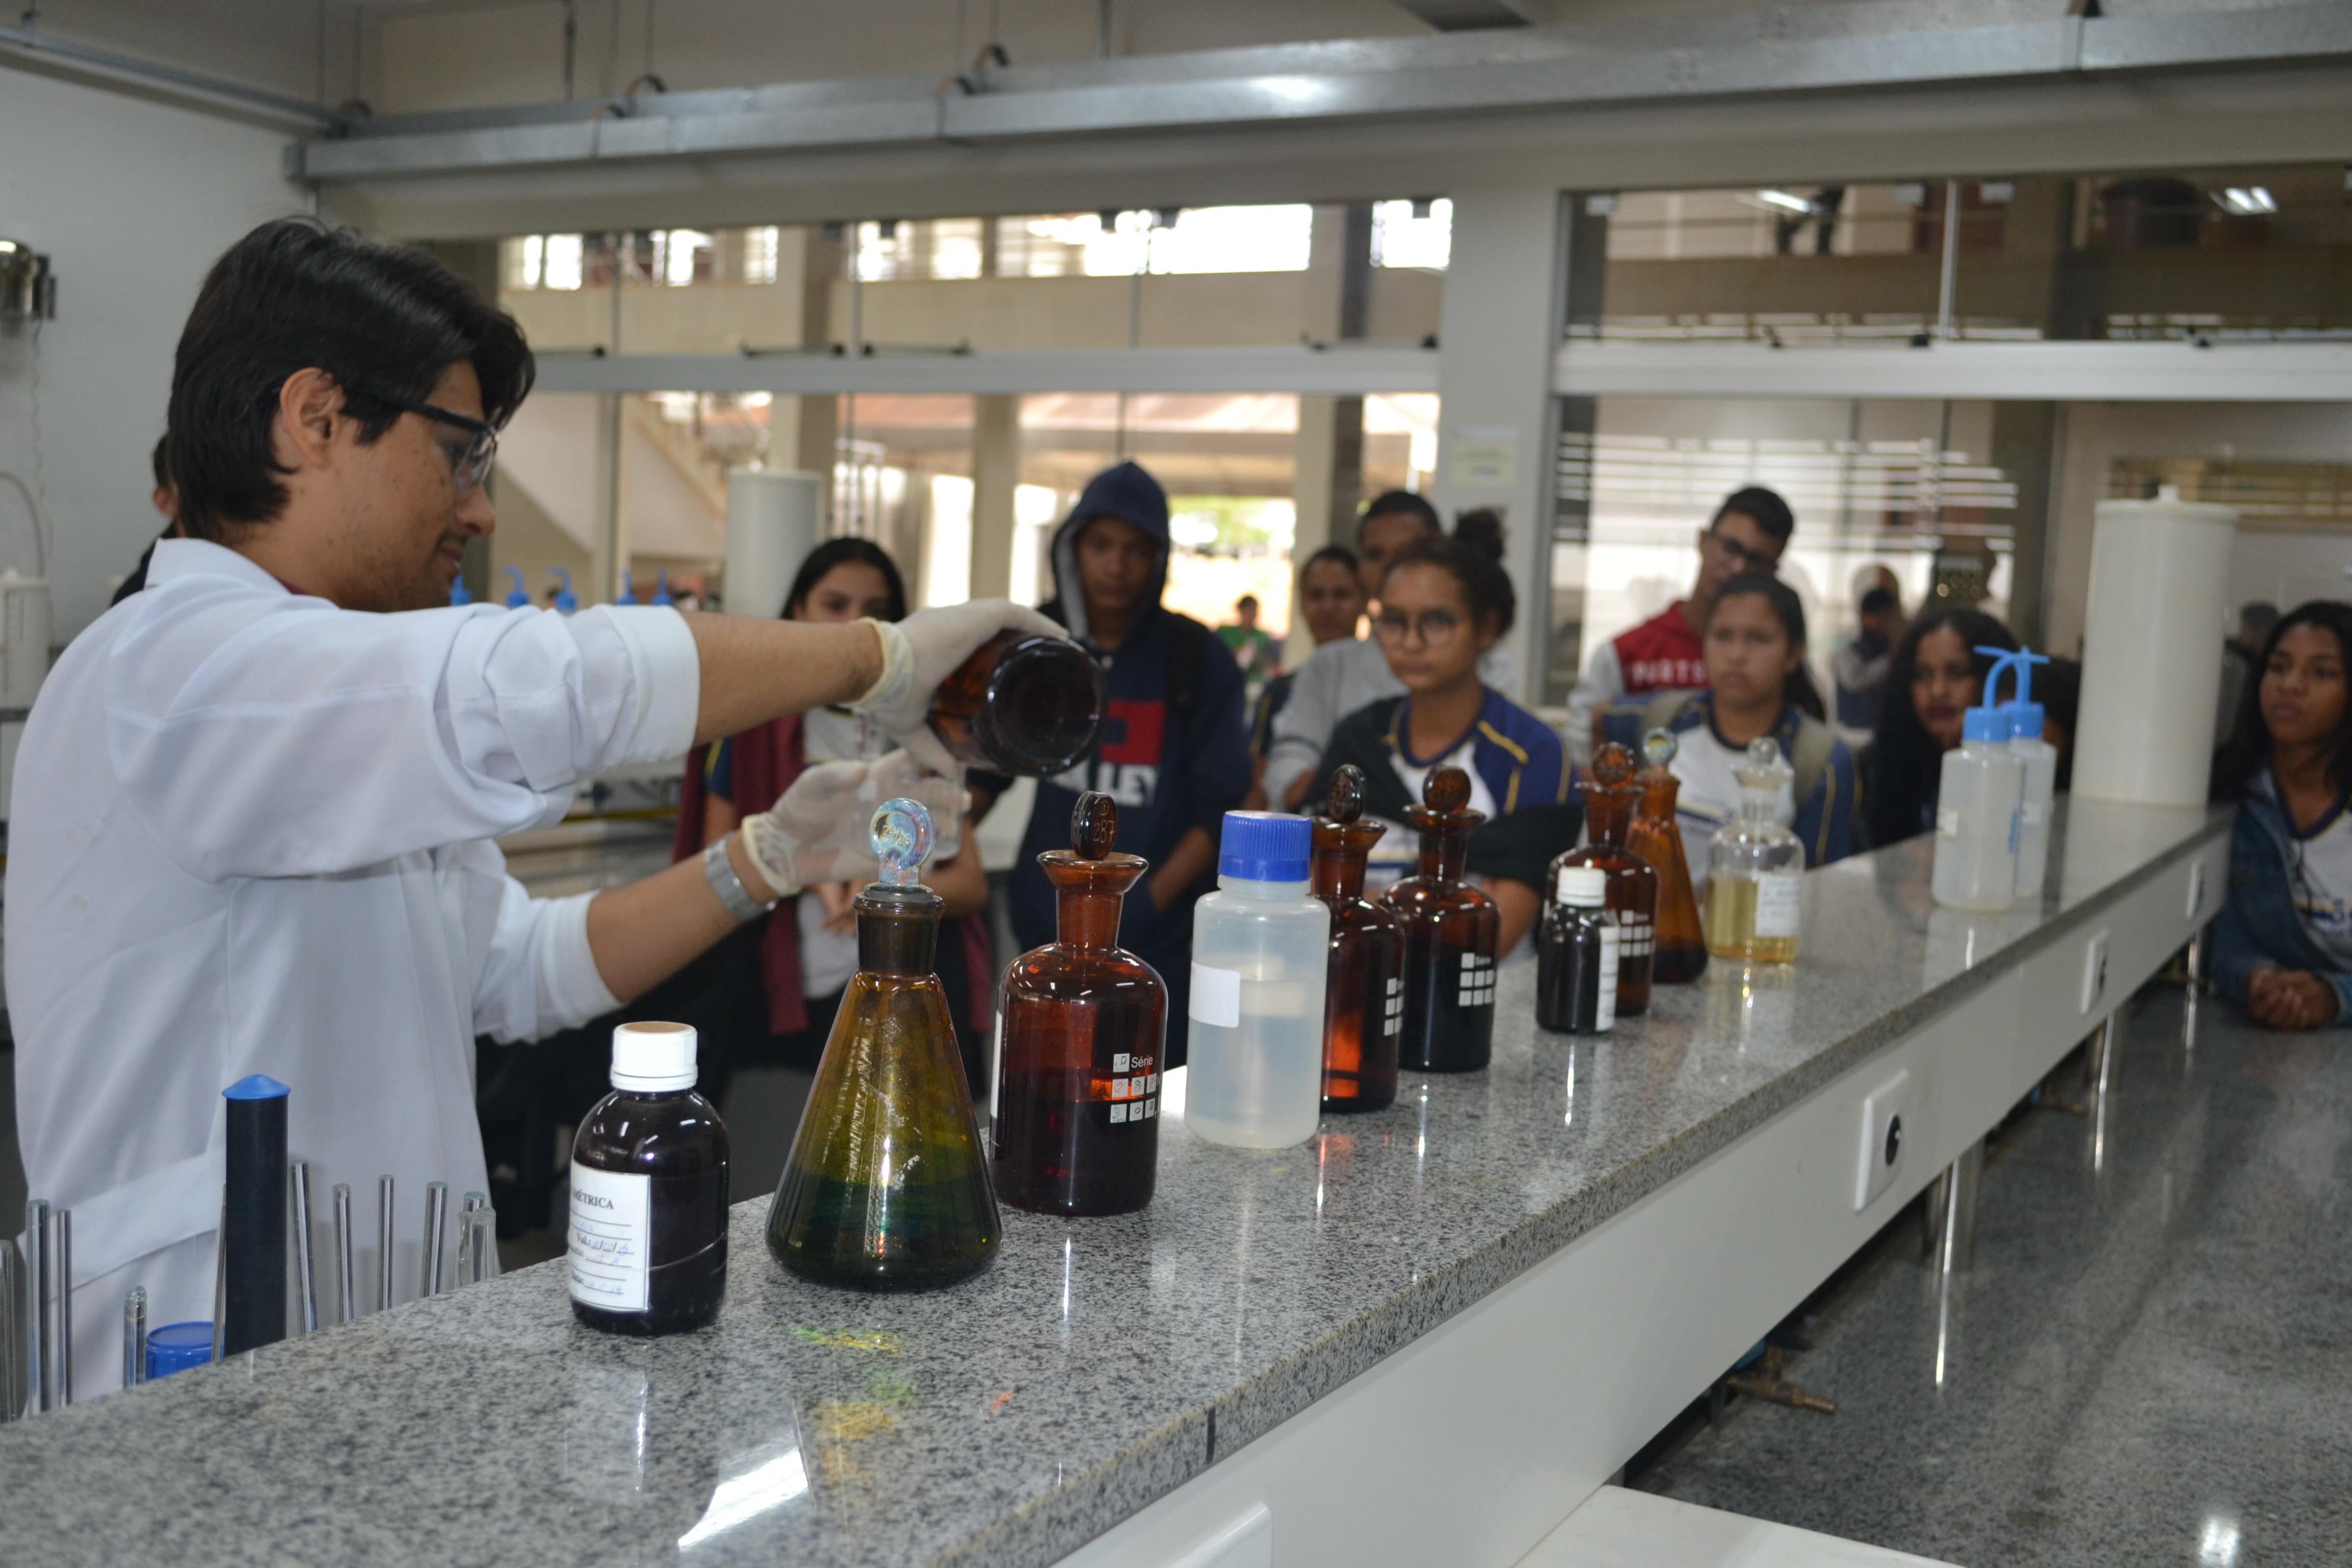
[984,462,1250,1057]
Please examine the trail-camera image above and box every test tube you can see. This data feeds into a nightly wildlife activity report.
[456,1197,498,1287]
[122,1287,147,1389]
[25,1199,49,1414]
[54,1210,71,1407]
[331,1184,355,1326]
[421,1183,449,1297]
[289,1161,318,1335]
[376,1177,395,1313]
[210,1193,227,1364]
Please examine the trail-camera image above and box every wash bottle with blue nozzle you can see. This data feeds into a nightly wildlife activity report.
[1929,659,2025,912]
[651,572,674,607]
[1990,647,2056,902]
[551,568,578,615]
[448,574,470,606]
[502,566,530,609]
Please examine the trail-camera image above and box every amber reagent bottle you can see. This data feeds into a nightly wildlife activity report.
[1312,766,1405,1112]
[569,1021,730,1336]
[1379,766,1501,1073]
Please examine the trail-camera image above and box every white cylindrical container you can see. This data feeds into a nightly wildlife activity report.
[1186,812,1330,1150]
[1930,708,2024,912]
[2073,484,2237,807]
[0,570,51,706]
[723,468,822,621]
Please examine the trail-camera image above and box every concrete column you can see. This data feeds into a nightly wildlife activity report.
[1431,187,1567,706]
[970,395,1021,601]
[1292,205,1372,650]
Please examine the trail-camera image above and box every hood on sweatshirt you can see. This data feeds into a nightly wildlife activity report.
[1048,460,1170,645]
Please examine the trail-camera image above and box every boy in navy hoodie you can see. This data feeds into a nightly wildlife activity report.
[985,461,1250,1057]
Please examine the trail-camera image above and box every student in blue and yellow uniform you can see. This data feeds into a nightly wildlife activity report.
[1604,574,1857,884]
[1305,511,1579,959]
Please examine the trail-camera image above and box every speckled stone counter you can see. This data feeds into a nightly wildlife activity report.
[0,800,2229,1567]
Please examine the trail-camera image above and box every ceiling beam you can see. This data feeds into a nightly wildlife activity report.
[298,3,2352,185]
[530,344,1440,398]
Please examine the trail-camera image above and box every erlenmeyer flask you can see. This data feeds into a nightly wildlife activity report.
[767,799,1001,1291]
[1627,728,1709,985]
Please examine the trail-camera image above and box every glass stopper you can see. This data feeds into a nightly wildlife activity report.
[1327,764,1365,824]
[1641,727,1679,769]
[870,797,935,886]
[1423,765,1471,814]
[1734,736,1792,792]
[1070,790,1118,860]
[1589,742,1636,788]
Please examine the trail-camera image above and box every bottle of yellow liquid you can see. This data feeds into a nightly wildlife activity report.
[1702,737,1804,964]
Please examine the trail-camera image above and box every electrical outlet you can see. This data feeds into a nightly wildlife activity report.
[2187,859,2207,920]
[1854,1068,1916,1212]
[2081,930,2110,1016]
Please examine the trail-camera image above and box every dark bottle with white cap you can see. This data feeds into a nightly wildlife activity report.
[569,1022,731,1336]
[1537,866,1620,1036]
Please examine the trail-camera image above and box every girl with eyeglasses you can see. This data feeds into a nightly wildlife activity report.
[2211,601,2352,1029]
[1303,512,1578,958]
[1609,575,1857,884]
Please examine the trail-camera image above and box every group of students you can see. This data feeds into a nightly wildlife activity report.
[649,463,2352,1089]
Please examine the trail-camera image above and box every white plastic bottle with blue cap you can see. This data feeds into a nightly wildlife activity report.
[1929,674,2025,911]
[1186,811,1331,1149]
[1991,646,2056,901]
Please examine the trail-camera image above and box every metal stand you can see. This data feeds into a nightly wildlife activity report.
[2088,1012,2121,1172]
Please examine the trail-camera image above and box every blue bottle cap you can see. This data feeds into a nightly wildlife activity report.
[224,1073,290,1100]
[503,566,529,609]
[1963,705,2010,743]
[145,1320,215,1380]
[449,575,470,606]
[651,572,674,607]
[1218,810,1311,883]
[552,567,578,615]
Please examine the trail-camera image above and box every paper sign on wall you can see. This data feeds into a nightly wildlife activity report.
[1448,426,1518,489]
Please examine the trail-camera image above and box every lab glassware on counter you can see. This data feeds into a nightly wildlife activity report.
[143,1321,214,1381]
[1549,742,1656,1016]
[1187,810,1331,1148]
[1629,729,1710,984]
[993,790,1167,1216]
[289,1160,318,1335]
[1538,866,1620,1034]
[1993,647,2057,901]
[121,1287,147,1389]
[221,1074,289,1357]
[569,1022,731,1336]
[1931,685,2025,912]
[1311,766,1404,1114]
[1380,767,1500,1073]
[1703,738,1805,964]
[927,629,1108,777]
[769,799,1001,1290]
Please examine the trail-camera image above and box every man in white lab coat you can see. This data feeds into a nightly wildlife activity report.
[5,219,1054,1395]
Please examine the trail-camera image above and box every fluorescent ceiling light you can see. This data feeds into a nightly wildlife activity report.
[2218,186,2277,215]
[1756,189,1811,213]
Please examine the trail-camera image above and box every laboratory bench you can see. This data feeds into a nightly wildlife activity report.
[0,798,2229,1568]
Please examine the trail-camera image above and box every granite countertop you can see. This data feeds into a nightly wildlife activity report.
[0,800,2230,1567]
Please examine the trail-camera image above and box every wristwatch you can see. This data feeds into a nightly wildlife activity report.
[702,836,779,923]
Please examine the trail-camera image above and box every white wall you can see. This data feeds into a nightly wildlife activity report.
[0,69,299,642]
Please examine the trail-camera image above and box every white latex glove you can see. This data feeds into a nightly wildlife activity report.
[739,750,967,898]
[850,599,1068,775]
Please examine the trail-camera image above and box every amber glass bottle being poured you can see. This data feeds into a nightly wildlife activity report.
[1627,728,1709,985]
[767,798,1001,1290]
[993,791,1167,1216]
[1379,765,1501,1073]
[1549,742,1658,1016]
[1312,766,1404,1113]
[928,630,1108,777]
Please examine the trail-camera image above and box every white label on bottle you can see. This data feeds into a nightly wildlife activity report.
[1190,963,1242,1027]
[1457,953,1496,1009]
[2020,799,2045,827]
[1112,1077,1130,1099]
[1383,976,1404,1036]
[568,1162,650,1314]
[1112,1052,1131,1072]
[1597,924,1621,1032]
[1614,912,1653,959]
[1111,1102,1130,1124]
[1144,1098,1158,1118]
[1937,805,1962,839]
[1755,872,1804,938]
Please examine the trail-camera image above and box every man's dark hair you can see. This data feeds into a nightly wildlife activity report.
[1237,594,1259,612]
[150,435,170,492]
[1361,489,1440,534]
[1859,586,1898,616]
[167,218,534,542]
[1712,485,1796,547]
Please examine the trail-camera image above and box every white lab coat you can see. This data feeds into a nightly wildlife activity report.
[6,540,698,1396]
